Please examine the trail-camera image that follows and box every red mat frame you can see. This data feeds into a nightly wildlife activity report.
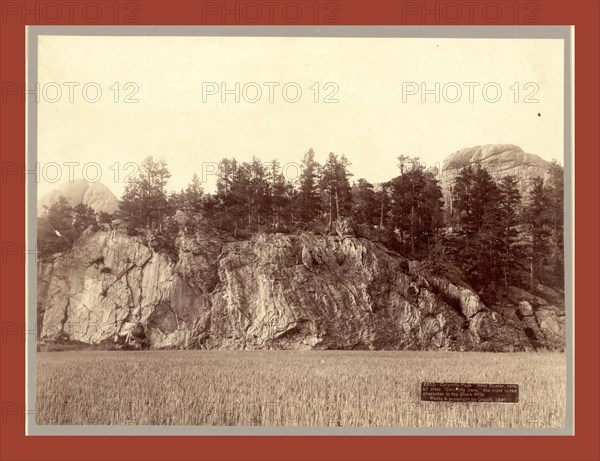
[1,1,598,460]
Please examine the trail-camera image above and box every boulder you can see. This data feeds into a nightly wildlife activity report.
[518,300,534,317]
[535,307,566,349]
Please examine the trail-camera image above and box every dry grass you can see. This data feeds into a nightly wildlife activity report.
[36,351,566,427]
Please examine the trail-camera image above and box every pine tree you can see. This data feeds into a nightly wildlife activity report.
[351,178,378,226]
[452,165,475,241]
[418,170,444,257]
[497,176,522,287]
[374,182,390,229]
[215,158,238,207]
[453,164,498,249]
[319,153,337,231]
[183,173,204,213]
[451,164,512,295]
[118,156,171,233]
[336,154,353,218]
[477,178,503,291]
[229,162,251,235]
[545,160,564,280]
[523,177,551,290]
[247,157,270,227]
[389,157,442,256]
[170,173,205,233]
[319,152,353,232]
[471,165,499,234]
[214,158,240,233]
[140,156,171,231]
[268,160,292,230]
[72,203,98,238]
[119,180,143,234]
[297,148,321,226]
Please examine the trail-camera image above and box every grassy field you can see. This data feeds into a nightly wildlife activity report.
[36,351,566,427]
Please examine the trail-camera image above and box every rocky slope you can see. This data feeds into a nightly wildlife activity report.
[37,230,565,351]
[38,179,119,215]
[440,144,552,208]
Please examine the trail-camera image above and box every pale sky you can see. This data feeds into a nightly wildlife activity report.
[36,35,564,197]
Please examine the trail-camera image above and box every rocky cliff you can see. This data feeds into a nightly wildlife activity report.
[37,230,565,351]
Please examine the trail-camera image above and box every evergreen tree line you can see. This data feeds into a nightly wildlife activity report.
[116,151,446,247]
[37,150,564,298]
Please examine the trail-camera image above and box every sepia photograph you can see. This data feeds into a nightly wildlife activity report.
[28,26,571,434]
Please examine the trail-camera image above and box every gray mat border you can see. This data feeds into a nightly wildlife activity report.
[26,25,573,436]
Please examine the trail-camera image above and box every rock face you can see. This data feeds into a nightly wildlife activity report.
[37,230,565,351]
[38,179,119,215]
[440,144,552,208]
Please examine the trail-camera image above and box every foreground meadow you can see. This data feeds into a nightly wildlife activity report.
[36,351,566,427]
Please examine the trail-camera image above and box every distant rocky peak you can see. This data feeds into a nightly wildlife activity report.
[439,144,553,202]
[37,179,119,216]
